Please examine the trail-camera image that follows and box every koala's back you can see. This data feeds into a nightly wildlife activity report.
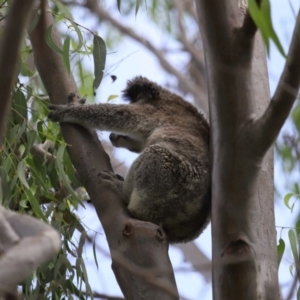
[122,77,211,243]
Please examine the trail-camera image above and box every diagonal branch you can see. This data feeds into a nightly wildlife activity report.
[0,0,35,146]
[29,5,179,300]
[253,8,300,156]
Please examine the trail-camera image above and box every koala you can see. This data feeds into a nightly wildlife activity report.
[48,76,211,243]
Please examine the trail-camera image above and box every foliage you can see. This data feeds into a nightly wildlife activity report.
[0,1,107,297]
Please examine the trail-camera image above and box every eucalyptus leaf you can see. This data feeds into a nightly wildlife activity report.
[92,35,106,94]
[63,36,71,76]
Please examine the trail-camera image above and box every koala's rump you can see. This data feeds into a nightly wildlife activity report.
[125,142,211,243]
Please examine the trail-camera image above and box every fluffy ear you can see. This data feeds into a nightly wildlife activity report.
[122,76,162,103]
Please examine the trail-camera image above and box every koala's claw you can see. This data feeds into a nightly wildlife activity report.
[100,170,124,182]
[48,104,67,122]
[98,171,124,195]
[67,92,86,104]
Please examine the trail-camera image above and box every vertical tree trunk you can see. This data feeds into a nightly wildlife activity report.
[195,0,280,299]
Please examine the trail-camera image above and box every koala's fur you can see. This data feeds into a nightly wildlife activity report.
[48,76,211,243]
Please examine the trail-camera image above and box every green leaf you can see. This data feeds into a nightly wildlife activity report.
[56,145,81,205]
[107,94,118,101]
[30,167,48,192]
[0,168,7,203]
[92,35,106,94]
[284,193,293,210]
[17,161,29,189]
[63,36,71,76]
[117,0,121,12]
[53,0,73,20]
[46,25,63,55]
[19,200,29,208]
[28,11,40,33]
[296,218,300,237]
[79,258,93,298]
[92,238,99,270]
[288,229,298,264]
[24,189,48,222]
[22,130,37,159]
[77,231,86,258]
[135,0,142,15]
[12,89,27,124]
[248,0,286,57]
[63,150,80,187]
[70,21,84,52]
[277,238,285,266]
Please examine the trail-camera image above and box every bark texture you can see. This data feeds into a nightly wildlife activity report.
[195,0,300,299]
[0,0,35,145]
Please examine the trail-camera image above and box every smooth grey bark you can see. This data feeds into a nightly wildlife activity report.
[196,0,300,299]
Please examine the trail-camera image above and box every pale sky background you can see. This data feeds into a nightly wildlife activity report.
[71,1,300,299]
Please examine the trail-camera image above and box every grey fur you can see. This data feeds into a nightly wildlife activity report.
[48,76,211,243]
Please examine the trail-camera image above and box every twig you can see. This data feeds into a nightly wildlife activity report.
[173,0,204,70]
[30,140,56,161]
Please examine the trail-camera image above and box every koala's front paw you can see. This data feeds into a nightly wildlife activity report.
[48,104,69,122]
[48,93,86,123]
[98,171,124,195]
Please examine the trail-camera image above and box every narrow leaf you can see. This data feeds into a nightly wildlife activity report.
[63,36,71,76]
[117,0,121,12]
[46,25,63,54]
[288,229,298,264]
[107,94,118,101]
[17,161,29,189]
[24,189,48,222]
[12,89,27,124]
[135,0,141,15]
[77,231,87,258]
[248,0,286,57]
[284,193,293,210]
[92,35,106,94]
[22,130,37,159]
[56,145,81,204]
[277,238,285,266]
[92,238,99,270]
[70,21,84,52]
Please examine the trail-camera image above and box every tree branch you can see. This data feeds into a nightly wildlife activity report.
[253,8,300,156]
[0,0,35,146]
[29,6,179,300]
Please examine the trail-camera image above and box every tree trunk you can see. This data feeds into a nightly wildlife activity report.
[196,0,281,299]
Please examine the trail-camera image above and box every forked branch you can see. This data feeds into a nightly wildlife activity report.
[29,5,179,300]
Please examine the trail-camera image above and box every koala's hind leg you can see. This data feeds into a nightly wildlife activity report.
[98,171,125,198]
[124,144,192,224]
